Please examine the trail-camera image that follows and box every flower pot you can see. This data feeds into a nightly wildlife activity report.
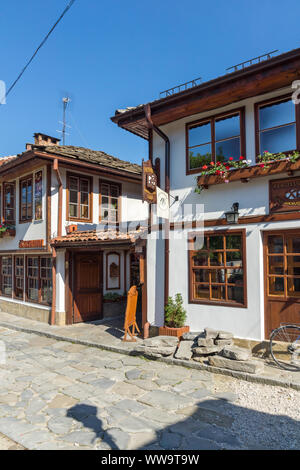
[158,325,190,339]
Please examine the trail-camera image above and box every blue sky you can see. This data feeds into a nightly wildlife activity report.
[0,0,299,164]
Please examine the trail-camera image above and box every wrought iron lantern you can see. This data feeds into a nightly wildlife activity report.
[224,202,239,224]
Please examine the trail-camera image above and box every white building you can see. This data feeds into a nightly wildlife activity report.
[112,48,300,341]
[0,133,148,325]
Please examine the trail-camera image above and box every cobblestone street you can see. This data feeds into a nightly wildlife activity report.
[0,326,299,450]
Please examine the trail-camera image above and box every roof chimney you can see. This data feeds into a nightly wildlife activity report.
[33,133,60,146]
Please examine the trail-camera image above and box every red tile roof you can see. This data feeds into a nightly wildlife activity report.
[51,227,146,246]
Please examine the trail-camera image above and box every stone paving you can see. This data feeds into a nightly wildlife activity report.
[0,326,299,450]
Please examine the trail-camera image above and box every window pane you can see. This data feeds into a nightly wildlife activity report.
[189,145,212,169]
[211,285,225,300]
[268,236,283,253]
[189,122,211,147]
[210,252,224,266]
[260,100,295,130]
[101,208,109,220]
[80,205,89,219]
[287,256,300,276]
[215,114,240,141]
[80,191,89,205]
[211,269,225,283]
[102,196,109,208]
[69,190,78,204]
[101,184,109,196]
[111,186,119,198]
[69,177,78,191]
[192,251,208,266]
[269,256,284,275]
[228,286,244,303]
[194,269,209,283]
[227,268,243,284]
[216,137,240,161]
[80,179,89,193]
[209,236,223,250]
[287,237,300,253]
[260,124,296,154]
[269,277,284,295]
[226,251,242,265]
[226,235,242,250]
[69,204,78,218]
[194,284,209,299]
[287,278,300,297]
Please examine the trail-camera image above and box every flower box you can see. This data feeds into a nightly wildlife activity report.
[158,325,190,339]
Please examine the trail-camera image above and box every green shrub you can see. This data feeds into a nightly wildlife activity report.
[164,293,187,328]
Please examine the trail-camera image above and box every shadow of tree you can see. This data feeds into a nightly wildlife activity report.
[67,395,300,450]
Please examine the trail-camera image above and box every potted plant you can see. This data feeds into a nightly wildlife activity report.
[0,224,16,238]
[159,293,189,338]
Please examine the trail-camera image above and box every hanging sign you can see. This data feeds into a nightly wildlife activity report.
[142,160,157,204]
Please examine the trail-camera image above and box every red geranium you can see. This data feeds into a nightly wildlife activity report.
[210,161,214,166]
[229,157,233,161]
[202,165,208,170]
[259,163,265,168]
[239,156,244,160]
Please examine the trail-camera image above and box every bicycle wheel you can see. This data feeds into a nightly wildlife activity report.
[270,325,300,371]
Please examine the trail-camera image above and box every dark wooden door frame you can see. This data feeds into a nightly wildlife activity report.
[263,228,300,338]
[66,249,104,324]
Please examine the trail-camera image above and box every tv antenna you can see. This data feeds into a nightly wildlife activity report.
[57,97,71,145]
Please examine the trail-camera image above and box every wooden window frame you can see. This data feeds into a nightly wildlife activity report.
[3,181,16,225]
[14,255,24,300]
[99,180,121,224]
[0,255,13,298]
[188,229,247,308]
[185,107,246,175]
[34,170,43,221]
[66,172,93,223]
[19,174,33,223]
[25,255,52,306]
[254,93,300,161]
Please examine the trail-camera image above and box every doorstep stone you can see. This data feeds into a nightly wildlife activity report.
[208,355,264,374]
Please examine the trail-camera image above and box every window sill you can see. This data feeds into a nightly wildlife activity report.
[189,298,247,308]
[196,157,300,189]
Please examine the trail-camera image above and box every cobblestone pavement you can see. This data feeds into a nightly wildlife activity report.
[0,326,299,450]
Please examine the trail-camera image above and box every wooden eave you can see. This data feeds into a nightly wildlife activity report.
[197,159,300,189]
[112,48,300,139]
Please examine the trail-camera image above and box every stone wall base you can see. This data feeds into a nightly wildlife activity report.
[55,311,67,326]
[0,299,51,323]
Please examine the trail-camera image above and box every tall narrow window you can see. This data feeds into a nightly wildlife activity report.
[67,173,92,221]
[99,181,120,223]
[1,256,12,296]
[19,175,33,222]
[40,257,52,304]
[34,171,43,220]
[255,96,299,157]
[3,182,15,224]
[27,257,39,302]
[186,108,245,173]
[189,231,246,306]
[14,256,24,299]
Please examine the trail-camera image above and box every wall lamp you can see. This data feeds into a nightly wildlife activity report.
[224,202,240,224]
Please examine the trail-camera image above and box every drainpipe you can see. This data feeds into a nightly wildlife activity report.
[144,104,170,307]
[51,159,62,325]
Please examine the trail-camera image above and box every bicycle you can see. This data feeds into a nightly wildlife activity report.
[269,323,300,371]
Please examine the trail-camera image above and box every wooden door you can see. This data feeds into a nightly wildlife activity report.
[73,252,103,323]
[264,230,300,338]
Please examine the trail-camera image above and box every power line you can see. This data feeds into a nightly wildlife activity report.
[0,0,76,104]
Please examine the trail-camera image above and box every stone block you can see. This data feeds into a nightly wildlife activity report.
[214,338,233,347]
[208,355,264,374]
[182,332,202,341]
[197,338,214,347]
[217,330,234,340]
[204,328,219,339]
[221,345,251,361]
[174,340,193,360]
[192,345,222,355]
